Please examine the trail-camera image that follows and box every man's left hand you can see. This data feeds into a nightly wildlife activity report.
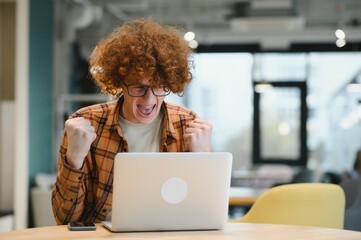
[184,118,213,152]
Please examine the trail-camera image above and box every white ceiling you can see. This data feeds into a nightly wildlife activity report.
[65,0,361,50]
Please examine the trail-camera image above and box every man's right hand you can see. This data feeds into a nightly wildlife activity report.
[65,117,97,170]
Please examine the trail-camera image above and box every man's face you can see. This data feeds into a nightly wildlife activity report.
[121,76,166,124]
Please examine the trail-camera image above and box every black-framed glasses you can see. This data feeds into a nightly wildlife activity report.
[121,80,171,97]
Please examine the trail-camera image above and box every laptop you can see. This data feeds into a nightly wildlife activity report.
[102,152,232,232]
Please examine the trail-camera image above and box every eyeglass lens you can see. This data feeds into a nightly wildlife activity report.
[128,85,169,96]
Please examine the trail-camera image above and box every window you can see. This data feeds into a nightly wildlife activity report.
[166,52,361,172]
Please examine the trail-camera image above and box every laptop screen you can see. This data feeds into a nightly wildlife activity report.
[104,152,232,232]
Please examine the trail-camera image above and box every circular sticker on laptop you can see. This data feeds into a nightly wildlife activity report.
[161,177,188,204]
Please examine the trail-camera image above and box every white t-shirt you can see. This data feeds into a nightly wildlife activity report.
[118,109,164,152]
[107,110,164,221]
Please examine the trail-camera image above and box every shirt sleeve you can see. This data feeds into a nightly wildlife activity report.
[51,131,87,225]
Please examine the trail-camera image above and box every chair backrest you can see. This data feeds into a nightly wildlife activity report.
[339,178,361,209]
[343,178,361,231]
[235,183,345,229]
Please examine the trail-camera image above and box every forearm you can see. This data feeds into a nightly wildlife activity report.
[51,151,87,224]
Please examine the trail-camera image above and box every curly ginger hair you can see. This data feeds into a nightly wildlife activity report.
[89,18,194,96]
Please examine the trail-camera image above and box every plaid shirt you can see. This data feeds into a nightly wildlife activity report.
[52,97,196,224]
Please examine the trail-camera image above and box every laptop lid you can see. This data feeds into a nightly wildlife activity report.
[103,152,232,232]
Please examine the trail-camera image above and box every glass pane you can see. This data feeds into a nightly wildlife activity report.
[259,87,300,160]
[169,53,254,169]
[253,53,308,81]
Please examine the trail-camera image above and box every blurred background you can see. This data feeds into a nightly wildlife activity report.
[0,0,360,231]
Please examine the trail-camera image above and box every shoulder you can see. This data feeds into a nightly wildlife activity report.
[70,101,119,121]
[164,102,198,126]
[164,102,197,119]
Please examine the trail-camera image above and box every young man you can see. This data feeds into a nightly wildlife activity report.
[52,18,212,224]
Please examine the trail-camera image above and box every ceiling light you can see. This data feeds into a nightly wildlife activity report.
[335,29,345,39]
[188,40,198,49]
[336,38,346,48]
[184,32,195,42]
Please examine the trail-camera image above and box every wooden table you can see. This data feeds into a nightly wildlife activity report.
[229,187,267,206]
[1,222,361,240]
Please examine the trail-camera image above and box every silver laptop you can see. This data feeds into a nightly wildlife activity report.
[102,152,232,232]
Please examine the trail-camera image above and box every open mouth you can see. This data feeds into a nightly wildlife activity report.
[137,104,155,116]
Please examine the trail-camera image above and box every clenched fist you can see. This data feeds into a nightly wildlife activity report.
[184,118,213,152]
[65,117,97,169]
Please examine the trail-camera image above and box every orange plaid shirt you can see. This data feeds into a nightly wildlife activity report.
[52,97,197,224]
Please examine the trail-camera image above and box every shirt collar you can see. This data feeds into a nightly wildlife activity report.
[161,102,178,140]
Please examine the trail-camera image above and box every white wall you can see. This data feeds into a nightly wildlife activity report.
[14,0,29,230]
[0,101,15,212]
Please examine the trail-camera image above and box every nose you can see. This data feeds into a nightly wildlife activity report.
[142,87,156,101]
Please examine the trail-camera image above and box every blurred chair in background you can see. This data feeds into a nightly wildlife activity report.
[31,173,57,227]
[339,178,361,209]
[321,171,342,184]
[321,150,361,185]
[0,211,13,232]
[343,178,361,231]
[232,183,345,229]
[342,149,361,180]
[272,167,314,187]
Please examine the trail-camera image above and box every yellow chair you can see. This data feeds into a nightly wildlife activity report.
[232,183,345,229]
